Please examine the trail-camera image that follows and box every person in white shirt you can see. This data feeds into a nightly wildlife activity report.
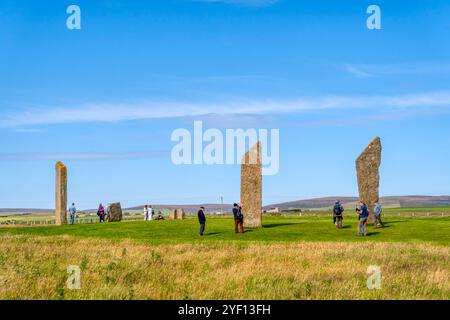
[148,205,154,221]
[144,205,149,221]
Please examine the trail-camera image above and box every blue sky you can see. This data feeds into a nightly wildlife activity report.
[1,0,450,209]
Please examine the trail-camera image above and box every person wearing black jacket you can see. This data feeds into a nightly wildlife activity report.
[198,206,206,236]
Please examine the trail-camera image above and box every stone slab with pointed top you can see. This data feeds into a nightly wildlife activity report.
[240,141,262,228]
[356,137,382,221]
[55,161,67,225]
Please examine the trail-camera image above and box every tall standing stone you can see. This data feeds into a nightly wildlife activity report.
[55,161,67,225]
[240,141,262,228]
[356,137,382,222]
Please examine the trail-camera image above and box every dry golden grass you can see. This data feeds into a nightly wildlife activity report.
[0,234,448,300]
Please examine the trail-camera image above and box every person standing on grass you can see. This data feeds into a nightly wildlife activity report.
[144,205,149,221]
[198,206,206,236]
[148,205,154,221]
[106,204,111,222]
[68,203,77,225]
[356,200,369,237]
[232,203,244,234]
[333,200,344,229]
[373,202,384,228]
[97,203,106,223]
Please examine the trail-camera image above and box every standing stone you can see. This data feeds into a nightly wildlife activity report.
[55,161,67,225]
[169,208,185,220]
[176,208,186,220]
[108,202,123,222]
[240,141,262,228]
[169,209,177,220]
[356,137,382,222]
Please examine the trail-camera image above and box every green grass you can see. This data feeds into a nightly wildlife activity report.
[1,215,449,299]
[1,215,449,245]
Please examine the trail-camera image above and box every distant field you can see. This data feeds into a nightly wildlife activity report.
[1,206,450,226]
[0,215,449,299]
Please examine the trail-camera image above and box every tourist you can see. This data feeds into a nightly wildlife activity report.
[356,200,369,237]
[333,200,344,229]
[68,203,77,225]
[232,203,244,234]
[373,202,384,228]
[97,203,106,223]
[144,205,149,221]
[155,211,164,220]
[148,205,154,221]
[106,204,111,222]
[198,206,206,236]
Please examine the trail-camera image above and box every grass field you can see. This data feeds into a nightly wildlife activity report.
[0,216,449,299]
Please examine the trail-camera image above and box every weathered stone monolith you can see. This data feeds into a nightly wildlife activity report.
[169,208,185,220]
[169,209,176,220]
[55,161,67,225]
[240,141,262,228]
[108,202,123,222]
[176,208,186,220]
[356,137,382,222]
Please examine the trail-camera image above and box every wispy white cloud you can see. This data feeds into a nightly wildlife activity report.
[2,90,450,128]
[13,128,43,133]
[0,152,168,161]
[344,62,450,78]
[344,65,374,78]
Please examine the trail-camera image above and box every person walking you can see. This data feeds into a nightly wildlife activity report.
[97,203,106,223]
[373,202,384,228]
[144,205,149,221]
[333,200,344,229]
[232,203,244,234]
[68,203,77,225]
[198,206,206,236]
[357,200,369,237]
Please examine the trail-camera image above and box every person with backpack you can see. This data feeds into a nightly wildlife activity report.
[198,206,206,236]
[232,203,244,234]
[68,203,77,225]
[97,203,106,223]
[333,200,344,229]
[373,202,384,228]
[356,200,369,237]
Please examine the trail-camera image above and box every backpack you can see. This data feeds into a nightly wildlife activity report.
[237,209,244,221]
[333,204,342,216]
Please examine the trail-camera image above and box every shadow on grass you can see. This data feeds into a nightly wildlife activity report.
[263,223,301,229]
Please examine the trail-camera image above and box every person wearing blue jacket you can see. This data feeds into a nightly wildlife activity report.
[232,203,244,234]
[357,200,369,237]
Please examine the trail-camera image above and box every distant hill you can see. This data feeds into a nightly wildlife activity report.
[3,196,450,215]
[263,196,450,211]
[125,204,234,214]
